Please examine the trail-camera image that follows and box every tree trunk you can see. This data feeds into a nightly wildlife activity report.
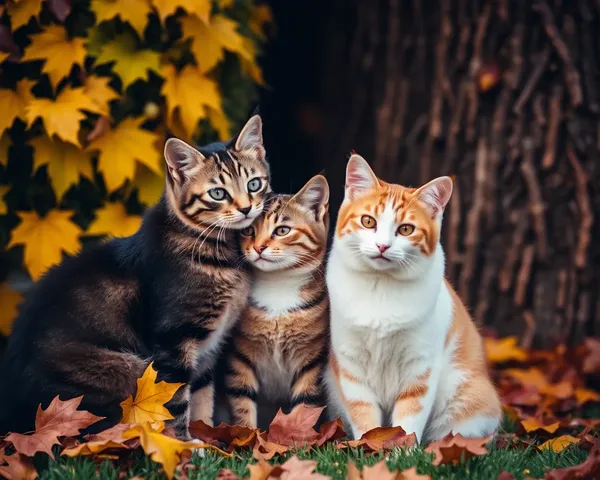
[317,0,600,347]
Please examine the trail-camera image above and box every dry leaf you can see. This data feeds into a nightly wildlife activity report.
[120,362,183,424]
[0,283,22,336]
[217,469,240,480]
[0,453,38,480]
[316,418,346,446]
[278,455,329,479]
[152,0,211,23]
[62,424,134,457]
[189,420,259,452]
[504,368,549,391]
[356,427,416,451]
[6,396,103,458]
[361,460,397,480]
[7,210,82,280]
[521,418,561,434]
[425,433,490,466]
[252,433,289,461]
[267,405,324,447]
[86,202,142,238]
[545,447,600,479]
[539,435,579,453]
[91,0,152,37]
[574,387,600,405]
[248,460,283,480]
[0,79,35,135]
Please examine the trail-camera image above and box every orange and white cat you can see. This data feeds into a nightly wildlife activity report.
[325,154,501,443]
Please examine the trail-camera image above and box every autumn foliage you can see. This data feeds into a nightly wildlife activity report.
[0,0,271,335]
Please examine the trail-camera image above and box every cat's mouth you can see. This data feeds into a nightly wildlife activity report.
[370,254,391,262]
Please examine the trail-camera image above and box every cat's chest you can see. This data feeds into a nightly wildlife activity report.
[249,278,304,317]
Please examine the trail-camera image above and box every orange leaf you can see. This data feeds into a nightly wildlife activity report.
[266,404,324,447]
[539,435,579,453]
[504,368,549,391]
[425,433,490,466]
[316,417,346,446]
[485,337,528,364]
[354,426,416,451]
[575,387,600,405]
[61,424,134,457]
[5,396,103,458]
[540,381,574,400]
[189,420,259,452]
[248,460,284,480]
[0,454,38,480]
[520,418,560,434]
[252,433,289,461]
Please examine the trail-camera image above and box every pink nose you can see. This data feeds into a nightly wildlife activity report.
[254,245,267,254]
[377,243,390,253]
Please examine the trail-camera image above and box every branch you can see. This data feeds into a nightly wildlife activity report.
[567,146,593,269]
[513,48,550,114]
[542,85,563,169]
[514,244,535,306]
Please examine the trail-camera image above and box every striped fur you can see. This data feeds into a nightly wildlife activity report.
[223,176,330,428]
[325,155,501,442]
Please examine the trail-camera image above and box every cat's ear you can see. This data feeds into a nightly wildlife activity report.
[414,176,453,218]
[293,175,330,221]
[164,138,205,184]
[345,154,379,201]
[234,115,265,160]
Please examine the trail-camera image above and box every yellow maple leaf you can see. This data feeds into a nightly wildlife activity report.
[152,0,210,23]
[161,64,221,138]
[134,162,165,206]
[0,132,12,166]
[123,423,224,479]
[0,283,23,336]
[239,37,264,86]
[87,117,161,191]
[22,26,86,88]
[539,435,579,453]
[6,0,44,30]
[94,33,161,88]
[0,185,9,215]
[484,336,528,364]
[86,202,142,238]
[0,79,36,135]
[8,210,83,280]
[26,87,104,147]
[180,13,252,73]
[120,362,183,424]
[91,0,152,37]
[207,107,231,141]
[83,75,120,115]
[30,136,94,199]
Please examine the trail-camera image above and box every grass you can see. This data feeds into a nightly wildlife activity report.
[34,441,590,480]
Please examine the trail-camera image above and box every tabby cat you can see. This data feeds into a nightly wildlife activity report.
[223,175,330,428]
[325,154,501,442]
[0,115,271,439]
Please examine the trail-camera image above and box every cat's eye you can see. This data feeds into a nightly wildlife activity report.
[208,188,227,201]
[247,178,262,193]
[273,226,291,236]
[398,224,415,236]
[241,227,254,237]
[361,215,376,229]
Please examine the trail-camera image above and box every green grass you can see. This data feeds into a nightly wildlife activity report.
[35,441,590,480]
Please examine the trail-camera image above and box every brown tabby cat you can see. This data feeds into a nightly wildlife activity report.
[223,175,330,428]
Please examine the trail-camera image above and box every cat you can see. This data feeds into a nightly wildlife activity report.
[324,154,501,443]
[222,175,330,429]
[0,115,271,440]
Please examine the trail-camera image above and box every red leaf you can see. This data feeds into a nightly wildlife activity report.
[0,454,38,480]
[252,433,289,461]
[266,405,324,447]
[425,433,491,466]
[189,420,259,452]
[545,447,600,479]
[316,418,346,446]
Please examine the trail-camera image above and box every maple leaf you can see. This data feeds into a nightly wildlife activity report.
[22,26,86,88]
[575,387,600,405]
[94,33,160,88]
[0,283,23,336]
[485,336,528,364]
[134,162,165,206]
[359,461,431,480]
[252,433,289,461]
[520,418,560,434]
[26,87,103,147]
[356,426,416,451]
[7,210,82,280]
[6,396,103,458]
[239,37,264,86]
[86,202,142,238]
[123,423,227,479]
[267,405,324,447]
[539,435,579,453]
[161,64,221,138]
[120,362,183,424]
[0,185,9,214]
[30,136,93,199]
[0,79,36,135]
[277,455,330,480]
[62,424,135,457]
[424,433,490,466]
[504,368,549,391]
[181,13,252,73]
[316,418,346,446]
[6,0,44,30]
[87,117,161,191]
[83,75,119,115]
[152,0,211,23]
[91,0,152,37]
[189,420,259,452]
[207,107,232,142]
[248,460,284,480]
[545,447,600,480]
[541,381,575,401]
[0,453,37,480]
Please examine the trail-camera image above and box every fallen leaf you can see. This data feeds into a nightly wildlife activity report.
[5,0,44,30]
[252,433,289,461]
[6,396,103,458]
[26,87,104,147]
[541,382,575,400]
[278,455,329,479]
[152,0,211,23]
[217,469,240,480]
[95,33,160,88]
[356,426,416,451]
[425,433,490,466]
[30,135,94,199]
[83,75,119,115]
[545,447,600,479]
[521,418,560,435]
[134,162,165,206]
[267,405,324,447]
[86,202,142,238]
[123,423,227,479]
[504,368,549,391]
[91,0,152,37]
[0,79,36,135]
[361,461,397,480]
[316,418,346,446]
[87,117,161,191]
[248,460,283,480]
[582,338,600,374]
[539,435,579,453]
[396,467,431,480]
[161,64,221,138]
[189,420,259,452]
[0,453,38,480]
[7,209,83,280]
[180,13,252,73]
[0,283,23,336]
[120,362,183,424]
[574,388,600,405]
[61,424,134,457]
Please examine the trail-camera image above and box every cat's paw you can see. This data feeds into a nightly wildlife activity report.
[190,438,206,458]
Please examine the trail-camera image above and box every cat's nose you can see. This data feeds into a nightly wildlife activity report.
[376,243,391,253]
[254,245,267,254]
[237,206,252,216]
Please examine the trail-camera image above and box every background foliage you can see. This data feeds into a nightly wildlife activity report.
[0,0,271,336]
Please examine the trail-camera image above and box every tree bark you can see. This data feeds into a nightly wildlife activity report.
[318,0,600,347]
